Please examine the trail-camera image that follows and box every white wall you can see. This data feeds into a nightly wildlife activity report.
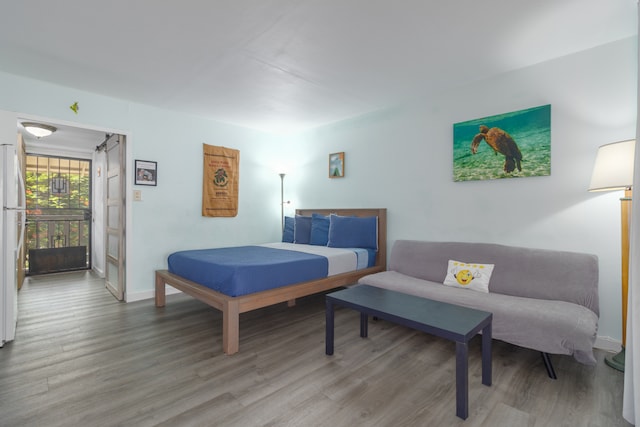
[124,104,288,298]
[282,37,637,344]
[0,71,284,301]
[0,36,635,345]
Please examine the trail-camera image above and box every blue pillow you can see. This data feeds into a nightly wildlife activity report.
[282,216,294,243]
[293,215,312,244]
[327,215,378,250]
[309,213,330,246]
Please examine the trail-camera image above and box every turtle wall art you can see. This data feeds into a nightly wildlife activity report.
[452,105,551,182]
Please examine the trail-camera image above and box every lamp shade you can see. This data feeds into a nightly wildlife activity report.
[588,140,635,192]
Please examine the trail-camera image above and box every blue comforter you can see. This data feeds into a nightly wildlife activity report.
[167,246,328,297]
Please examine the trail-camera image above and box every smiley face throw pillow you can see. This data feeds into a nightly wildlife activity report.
[443,260,494,293]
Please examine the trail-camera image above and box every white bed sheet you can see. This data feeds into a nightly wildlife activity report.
[259,243,367,276]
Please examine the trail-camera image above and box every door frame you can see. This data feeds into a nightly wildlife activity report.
[15,112,132,300]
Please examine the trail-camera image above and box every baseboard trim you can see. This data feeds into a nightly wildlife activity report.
[125,285,182,303]
[594,336,622,353]
[91,267,105,278]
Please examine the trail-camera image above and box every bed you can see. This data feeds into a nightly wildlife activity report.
[155,208,387,355]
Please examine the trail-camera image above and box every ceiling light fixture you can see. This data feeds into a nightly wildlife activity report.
[21,122,57,138]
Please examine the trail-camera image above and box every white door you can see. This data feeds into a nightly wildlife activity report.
[105,135,125,300]
[0,109,20,346]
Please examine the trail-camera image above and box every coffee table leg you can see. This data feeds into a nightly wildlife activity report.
[456,341,469,420]
[360,312,368,338]
[482,322,492,386]
[326,299,334,355]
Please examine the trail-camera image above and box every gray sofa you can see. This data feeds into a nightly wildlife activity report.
[357,240,599,377]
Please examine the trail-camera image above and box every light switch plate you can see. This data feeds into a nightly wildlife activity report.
[133,190,142,201]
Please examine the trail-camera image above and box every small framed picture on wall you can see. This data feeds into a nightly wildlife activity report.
[135,160,157,186]
[329,152,345,178]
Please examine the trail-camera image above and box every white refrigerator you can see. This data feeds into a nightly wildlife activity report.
[1,111,24,347]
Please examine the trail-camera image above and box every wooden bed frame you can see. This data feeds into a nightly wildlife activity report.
[155,208,387,355]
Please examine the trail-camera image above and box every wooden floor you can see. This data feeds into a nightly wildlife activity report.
[0,271,631,427]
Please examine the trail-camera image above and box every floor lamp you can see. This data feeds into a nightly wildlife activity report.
[589,139,635,372]
[279,173,290,232]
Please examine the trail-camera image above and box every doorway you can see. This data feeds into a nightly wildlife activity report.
[16,118,128,300]
[24,154,92,275]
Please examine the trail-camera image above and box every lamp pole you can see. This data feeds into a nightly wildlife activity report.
[588,139,635,372]
[280,173,285,232]
[606,187,632,371]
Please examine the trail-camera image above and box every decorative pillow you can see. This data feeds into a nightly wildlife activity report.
[443,260,494,293]
[309,213,330,246]
[282,216,294,243]
[293,215,312,244]
[327,214,378,251]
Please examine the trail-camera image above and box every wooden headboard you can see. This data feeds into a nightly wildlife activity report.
[295,208,387,271]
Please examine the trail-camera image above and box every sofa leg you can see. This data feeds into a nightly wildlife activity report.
[541,352,557,379]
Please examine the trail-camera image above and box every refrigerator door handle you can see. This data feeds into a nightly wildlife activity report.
[15,150,26,259]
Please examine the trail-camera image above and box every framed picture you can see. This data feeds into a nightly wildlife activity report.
[452,104,551,182]
[329,152,345,178]
[135,160,157,186]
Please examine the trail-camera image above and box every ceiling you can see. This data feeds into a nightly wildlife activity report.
[1,1,637,140]
[17,121,111,155]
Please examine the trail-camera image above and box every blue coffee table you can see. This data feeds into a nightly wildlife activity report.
[325,285,492,420]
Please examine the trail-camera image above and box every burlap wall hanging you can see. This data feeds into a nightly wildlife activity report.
[202,144,240,217]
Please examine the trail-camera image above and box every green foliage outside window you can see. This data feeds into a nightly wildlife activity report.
[25,156,91,250]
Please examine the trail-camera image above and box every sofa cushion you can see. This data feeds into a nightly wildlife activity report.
[358,271,598,365]
[387,240,599,315]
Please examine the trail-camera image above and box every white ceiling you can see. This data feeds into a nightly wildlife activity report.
[17,121,111,155]
[1,1,637,139]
